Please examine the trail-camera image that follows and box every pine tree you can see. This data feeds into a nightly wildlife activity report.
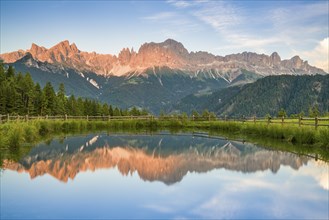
[42,82,56,115]
[101,103,109,115]
[33,83,43,115]
[191,110,199,120]
[76,97,84,116]
[57,83,67,115]
[113,107,121,116]
[278,108,287,117]
[67,95,77,115]
[23,73,35,115]
[109,105,114,116]
[0,63,6,114]
[202,109,210,119]
[6,66,15,78]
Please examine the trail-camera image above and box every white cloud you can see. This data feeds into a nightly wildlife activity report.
[142,10,201,37]
[297,160,329,190]
[166,0,192,8]
[270,2,329,27]
[142,0,328,60]
[142,204,174,213]
[166,0,328,58]
[192,1,242,31]
[301,37,329,72]
[143,12,177,21]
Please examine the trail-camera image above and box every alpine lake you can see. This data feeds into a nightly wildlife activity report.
[1,130,328,219]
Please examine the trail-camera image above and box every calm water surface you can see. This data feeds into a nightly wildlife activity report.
[1,132,328,219]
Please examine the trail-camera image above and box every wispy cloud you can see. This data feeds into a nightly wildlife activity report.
[142,0,328,69]
[166,0,192,8]
[142,10,201,37]
[143,12,177,21]
[268,2,328,44]
[142,204,174,213]
[164,0,328,63]
[270,2,328,27]
[189,1,284,53]
[301,37,329,72]
[192,1,242,32]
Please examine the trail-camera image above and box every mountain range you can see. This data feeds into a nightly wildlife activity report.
[1,39,327,114]
[2,134,308,184]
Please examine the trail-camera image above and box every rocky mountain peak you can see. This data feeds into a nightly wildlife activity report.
[1,39,327,78]
[290,55,304,68]
[50,40,78,56]
[70,43,79,53]
[270,52,281,65]
[118,48,132,65]
[53,40,70,48]
[19,52,33,61]
[29,43,46,54]
[160,38,189,55]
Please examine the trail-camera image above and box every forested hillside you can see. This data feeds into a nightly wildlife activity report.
[174,75,329,117]
[0,64,147,116]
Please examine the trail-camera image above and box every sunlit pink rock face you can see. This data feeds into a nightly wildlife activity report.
[2,143,308,184]
[0,39,326,79]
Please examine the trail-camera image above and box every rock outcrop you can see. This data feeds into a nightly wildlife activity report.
[1,39,326,80]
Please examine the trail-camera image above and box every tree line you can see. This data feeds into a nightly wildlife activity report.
[0,64,148,116]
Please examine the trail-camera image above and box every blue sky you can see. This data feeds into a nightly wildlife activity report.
[1,0,328,71]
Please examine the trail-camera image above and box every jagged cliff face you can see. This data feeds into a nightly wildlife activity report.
[1,39,326,81]
[2,141,309,184]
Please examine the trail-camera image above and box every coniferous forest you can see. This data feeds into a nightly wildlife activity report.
[0,63,148,117]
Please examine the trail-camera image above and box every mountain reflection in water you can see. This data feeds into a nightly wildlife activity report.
[2,133,311,184]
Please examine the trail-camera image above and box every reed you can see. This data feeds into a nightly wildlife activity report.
[0,119,328,150]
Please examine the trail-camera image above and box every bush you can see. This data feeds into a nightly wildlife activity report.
[38,122,49,136]
[318,128,329,147]
[8,126,25,148]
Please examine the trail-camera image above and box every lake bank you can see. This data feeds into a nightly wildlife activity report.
[0,119,328,156]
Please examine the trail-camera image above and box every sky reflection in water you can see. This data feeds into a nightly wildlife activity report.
[1,133,328,219]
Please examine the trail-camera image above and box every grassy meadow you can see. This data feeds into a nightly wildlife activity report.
[0,118,328,149]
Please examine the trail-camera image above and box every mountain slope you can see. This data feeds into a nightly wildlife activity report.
[10,53,101,98]
[1,39,327,114]
[174,75,329,116]
[1,39,326,82]
[9,55,229,112]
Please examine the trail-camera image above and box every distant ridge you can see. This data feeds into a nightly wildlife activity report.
[1,39,326,83]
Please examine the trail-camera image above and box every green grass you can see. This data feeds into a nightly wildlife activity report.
[0,119,328,151]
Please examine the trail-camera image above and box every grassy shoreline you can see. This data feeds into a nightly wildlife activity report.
[0,119,328,150]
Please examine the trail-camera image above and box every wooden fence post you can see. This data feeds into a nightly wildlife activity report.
[46,115,48,120]
[108,115,111,121]
[281,116,284,126]
[87,115,89,121]
[25,115,28,122]
[7,114,10,122]
[65,114,67,121]
[0,114,2,124]
[315,117,318,130]
[192,115,195,121]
